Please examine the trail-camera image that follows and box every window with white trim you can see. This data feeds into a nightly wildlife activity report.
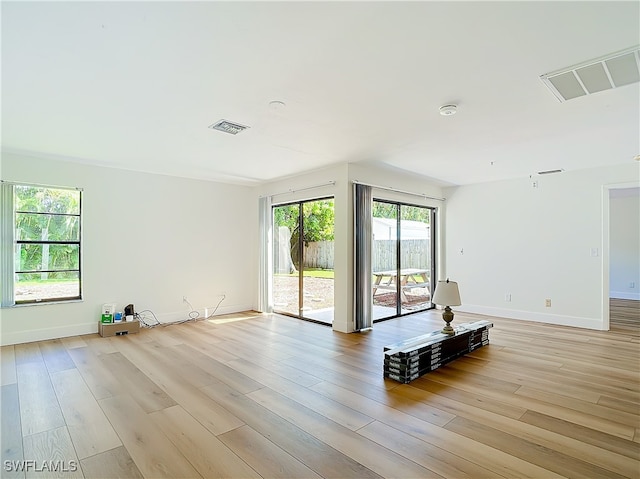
[1,182,82,305]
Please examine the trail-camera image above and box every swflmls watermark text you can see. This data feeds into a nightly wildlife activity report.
[4,460,79,473]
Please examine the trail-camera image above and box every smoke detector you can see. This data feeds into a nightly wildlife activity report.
[439,104,457,116]
[208,120,249,135]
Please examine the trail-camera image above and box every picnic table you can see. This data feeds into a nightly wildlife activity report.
[372,268,430,302]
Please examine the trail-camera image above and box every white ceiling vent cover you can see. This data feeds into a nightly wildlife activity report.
[540,46,640,102]
[208,120,250,135]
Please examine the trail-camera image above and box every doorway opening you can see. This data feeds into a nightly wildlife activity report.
[272,198,335,324]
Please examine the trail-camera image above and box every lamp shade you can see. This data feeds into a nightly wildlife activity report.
[432,280,461,306]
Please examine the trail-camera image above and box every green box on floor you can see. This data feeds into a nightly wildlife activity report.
[101,314,113,323]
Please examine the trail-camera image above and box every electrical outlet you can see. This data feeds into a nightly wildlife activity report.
[630,282,636,289]
[183,296,188,303]
[220,292,226,297]
[504,293,511,302]
[545,299,551,307]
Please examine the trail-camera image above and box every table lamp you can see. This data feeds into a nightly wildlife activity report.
[432,279,461,334]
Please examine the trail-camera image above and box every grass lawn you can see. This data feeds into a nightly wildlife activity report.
[276,268,334,279]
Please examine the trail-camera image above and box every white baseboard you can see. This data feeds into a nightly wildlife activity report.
[457,304,605,330]
[0,303,255,346]
[147,303,254,326]
[1,322,98,346]
[610,291,640,300]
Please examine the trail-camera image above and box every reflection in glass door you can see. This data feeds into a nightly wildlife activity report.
[372,200,434,321]
[272,198,335,324]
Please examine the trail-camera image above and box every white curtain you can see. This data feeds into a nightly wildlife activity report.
[354,183,373,330]
[257,195,273,313]
[0,182,15,307]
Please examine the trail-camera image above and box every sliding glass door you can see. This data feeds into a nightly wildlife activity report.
[372,200,435,320]
[272,198,335,324]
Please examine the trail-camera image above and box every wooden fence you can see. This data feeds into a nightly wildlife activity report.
[302,240,430,271]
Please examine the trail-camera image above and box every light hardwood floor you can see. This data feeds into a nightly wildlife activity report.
[1,308,639,478]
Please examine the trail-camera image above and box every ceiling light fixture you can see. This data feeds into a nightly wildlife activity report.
[208,120,249,135]
[439,104,457,116]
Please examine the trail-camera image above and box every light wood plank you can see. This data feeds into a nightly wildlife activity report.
[16,362,65,436]
[98,352,176,413]
[598,394,640,415]
[201,381,382,479]
[14,342,43,365]
[49,369,121,459]
[417,371,635,440]
[306,382,562,479]
[22,427,82,479]
[66,347,122,400]
[515,385,639,430]
[218,424,323,479]
[150,406,261,479]
[1,346,17,385]
[38,340,75,374]
[227,358,375,431]
[358,420,496,478]
[519,410,639,461]
[1,384,25,479]
[247,386,449,479]
[79,446,143,479]
[60,335,88,350]
[444,416,628,479]
[111,338,244,435]
[99,394,201,478]
[412,387,640,477]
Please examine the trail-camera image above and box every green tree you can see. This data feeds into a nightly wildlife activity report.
[274,199,334,244]
[15,186,80,280]
[373,202,430,223]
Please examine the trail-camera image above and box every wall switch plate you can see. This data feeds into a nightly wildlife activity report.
[590,248,599,257]
[504,293,511,302]
[545,299,551,307]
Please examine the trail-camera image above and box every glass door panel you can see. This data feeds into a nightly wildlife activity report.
[301,199,335,324]
[273,204,300,316]
[372,201,399,320]
[399,205,433,314]
[272,198,335,324]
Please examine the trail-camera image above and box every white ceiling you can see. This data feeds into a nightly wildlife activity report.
[2,1,639,186]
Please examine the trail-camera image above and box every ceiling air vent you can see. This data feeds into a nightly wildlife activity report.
[208,120,249,135]
[540,46,640,102]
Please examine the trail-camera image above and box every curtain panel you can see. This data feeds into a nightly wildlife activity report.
[354,183,373,330]
[257,195,273,313]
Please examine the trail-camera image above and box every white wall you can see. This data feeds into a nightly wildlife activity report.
[1,153,256,345]
[610,189,640,300]
[444,163,639,330]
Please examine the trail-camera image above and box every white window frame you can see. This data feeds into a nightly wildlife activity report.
[1,181,83,306]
